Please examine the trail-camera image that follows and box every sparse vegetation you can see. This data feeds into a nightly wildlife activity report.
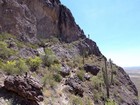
[105,99,117,105]
[77,70,85,81]
[27,56,42,71]
[2,60,19,75]
[43,48,59,67]
[70,95,83,105]
[16,59,29,74]
[0,41,16,59]
[1,59,29,75]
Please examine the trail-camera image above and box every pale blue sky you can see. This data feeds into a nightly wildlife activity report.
[61,0,140,67]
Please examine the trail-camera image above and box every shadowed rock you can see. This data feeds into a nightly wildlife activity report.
[60,64,70,77]
[65,76,84,97]
[84,64,100,75]
[4,75,43,102]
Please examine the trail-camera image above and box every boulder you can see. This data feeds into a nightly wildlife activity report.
[84,73,91,80]
[60,64,70,77]
[65,77,84,97]
[84,64,100,75]
[4,75,43,102]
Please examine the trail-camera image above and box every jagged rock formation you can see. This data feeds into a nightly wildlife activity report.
[0,0,101,56]
[0,0,85,42]
[4,75,43,102]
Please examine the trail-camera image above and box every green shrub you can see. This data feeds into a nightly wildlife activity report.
[43,48,59,67]
[0,33,16,41]
[77,70,85,81]
[44,48,54,55]
[27,56,42,71]
[43,55,58,67]
[41,72,56,88]
[42,74,49,87]
[2,61,19,75]
[91,76,104,90]
[53,73,62,82]
[16,59,29,73]
[93,90,103,103]
[0,41,15,59]
[105,99,117,105]
[84,97,93,105]
[70,95,83,105]
[50,64,61,72]
[1,59,29,75]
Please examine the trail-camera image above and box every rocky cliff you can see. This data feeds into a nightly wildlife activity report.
[0,0,139,105]
[0,0,85,42]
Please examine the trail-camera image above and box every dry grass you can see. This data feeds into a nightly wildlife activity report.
[44,89,52,98]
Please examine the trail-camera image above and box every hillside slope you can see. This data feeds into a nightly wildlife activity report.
[0,0,139,105]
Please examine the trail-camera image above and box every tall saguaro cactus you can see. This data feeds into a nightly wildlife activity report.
[102,57,110,99]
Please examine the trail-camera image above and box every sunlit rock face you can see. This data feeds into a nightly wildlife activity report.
[0,0,85,42]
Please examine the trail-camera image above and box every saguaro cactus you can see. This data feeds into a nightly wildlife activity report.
[102,57,110,99]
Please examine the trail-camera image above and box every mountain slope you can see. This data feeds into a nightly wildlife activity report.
[0,0,139,105]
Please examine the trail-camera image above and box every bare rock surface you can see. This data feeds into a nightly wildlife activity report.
[4,75,43,102]
[0,0,85,43]
[84,64,100,75]
[65,76,84,97]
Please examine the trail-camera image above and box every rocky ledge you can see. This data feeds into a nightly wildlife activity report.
[4,75,43,102]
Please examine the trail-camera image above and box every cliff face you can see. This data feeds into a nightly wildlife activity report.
[0,0,85,42]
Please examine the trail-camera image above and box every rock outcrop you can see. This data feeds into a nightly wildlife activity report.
[60,63,70,77]
[4,75,43,102]
[84,64,100,75]
[65,76,84,97]
[0,0,85,43]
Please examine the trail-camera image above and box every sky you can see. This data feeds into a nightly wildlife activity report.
[61,0,140,67]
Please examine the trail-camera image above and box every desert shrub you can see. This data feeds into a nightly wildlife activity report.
[105,99,117,105]
[73,56,83,67]
[42,72,57,88]
[0,33,16,41]
[16,59,29,73]
[50,64,61,72]
[0,41,15,59]
[27,56,42,71]
[50,64,62,82]
[43,55,58,67]
[70,95,83,105]
[44,89,52,97]
[77,70,85,81]
[1,59,29,75]
[91,76,104,90]
[50,36,60,43]
[44,48,54,55]
[0,59,3,68]
[84,97,93,105]
[67,60,75,68]
[53,73,62,82]
[42,74,49,87]
[2,61,19,75]
[43,48,59,67]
